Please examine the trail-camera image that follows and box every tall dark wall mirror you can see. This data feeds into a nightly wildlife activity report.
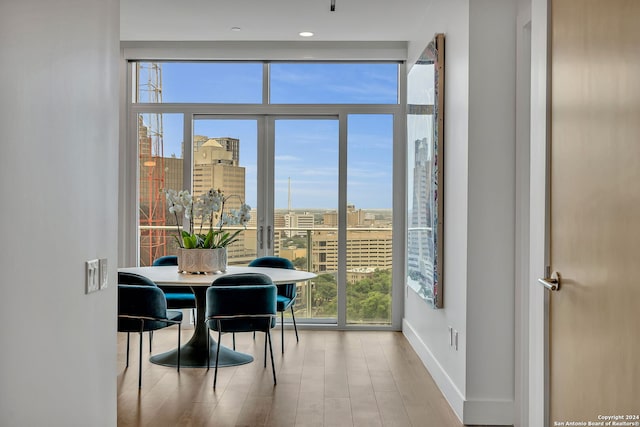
[406,33,445,308]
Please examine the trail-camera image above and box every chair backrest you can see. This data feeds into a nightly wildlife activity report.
[118,271,157,287]
[248,256,297,300]
[117,284,170,332]
[206,273,277,333]
[152,255,178,266]
[211,272,274,287]
[248,256,294,270]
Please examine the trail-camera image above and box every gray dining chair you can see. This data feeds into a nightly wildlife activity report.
[205,273,277,388]
[248,256,299,353]
[117,276,183,388]
[152,255,197,322]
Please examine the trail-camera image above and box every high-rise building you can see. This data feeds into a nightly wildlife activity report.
[312,229,392,273]
[154,135,254,263]
[283,211,315,237]
[192,136,245,209]
[162,155,183,193]
[273,212,286,229]
[323,204,368,227]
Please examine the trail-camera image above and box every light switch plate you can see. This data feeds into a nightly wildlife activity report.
[99,258,108,289]
[86,259,100,294]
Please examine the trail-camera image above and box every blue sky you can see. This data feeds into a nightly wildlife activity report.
[144,62,397,210]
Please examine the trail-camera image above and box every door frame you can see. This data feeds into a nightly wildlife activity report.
[528,0,551,425]
[515,3,532,426]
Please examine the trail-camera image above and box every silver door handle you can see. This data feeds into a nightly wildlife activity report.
[537,271,561,291]
[267,225,272,249]
[258,226,264,249]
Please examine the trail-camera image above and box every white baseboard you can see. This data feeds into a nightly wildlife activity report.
[463,399,514,425]
[402,319,465,421]
[402,319,514,426]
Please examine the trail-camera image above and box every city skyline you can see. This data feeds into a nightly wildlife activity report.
[138,62,396,210]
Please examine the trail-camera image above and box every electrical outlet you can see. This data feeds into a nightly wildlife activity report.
[86,259,100,294]
[99,258,108,289]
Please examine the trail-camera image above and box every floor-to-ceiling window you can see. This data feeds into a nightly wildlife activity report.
[128,60,404,328]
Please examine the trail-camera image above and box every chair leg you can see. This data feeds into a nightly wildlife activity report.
[264,332,267,367]
[291,307,299,342]
[138,329,143,389]
[233,333,236,350]
[206,328,210,370]
[213,324,222,389]
[126,332,130,367]
[149,330,153,353]
[176,323,181,372]
[267,329,276,385]
[281,311,285,353]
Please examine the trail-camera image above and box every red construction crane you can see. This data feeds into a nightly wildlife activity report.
[137,62,167,266]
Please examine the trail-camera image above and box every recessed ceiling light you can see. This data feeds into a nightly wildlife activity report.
[299,31,314,37]
[231,27,241,31]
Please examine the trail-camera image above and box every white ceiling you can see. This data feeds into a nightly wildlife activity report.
[120,0,430,42]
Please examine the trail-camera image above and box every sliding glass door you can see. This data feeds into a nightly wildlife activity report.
[136,112,393,327]
[273,118,339,323]
[346,115,394,325]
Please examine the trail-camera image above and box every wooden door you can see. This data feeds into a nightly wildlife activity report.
[549,0,640,422]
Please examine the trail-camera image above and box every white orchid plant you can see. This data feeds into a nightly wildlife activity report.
[164,188,251,249]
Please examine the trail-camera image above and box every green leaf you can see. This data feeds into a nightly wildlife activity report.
[215,230,242,248]
[203,229,214,248]
[181,231,198,249]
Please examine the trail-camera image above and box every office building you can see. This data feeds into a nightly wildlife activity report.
[283,211,315,237]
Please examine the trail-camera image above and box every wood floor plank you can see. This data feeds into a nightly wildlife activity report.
[374,391,412,427]
[324,397,352,427]
[325,372,350,399]
[350,393,382,427]
[295,391,324,427]
[174,401,217,427]
[207,389,248,426]
[117,329,465,427]
[235,395,273,426]
[263,383,299,427]
[369,369,398,393]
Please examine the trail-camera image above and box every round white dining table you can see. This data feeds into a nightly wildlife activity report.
[117,265,316,368]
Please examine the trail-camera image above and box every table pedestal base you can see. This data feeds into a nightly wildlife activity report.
[151,285,253,368]
[150,335,253,368]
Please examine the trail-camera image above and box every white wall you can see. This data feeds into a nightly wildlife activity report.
[404,0,518,424]
[405,0,470,419]
[0,1,119,425]
[466,0,517,421]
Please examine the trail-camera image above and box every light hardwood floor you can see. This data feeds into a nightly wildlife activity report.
[117,327,463,427]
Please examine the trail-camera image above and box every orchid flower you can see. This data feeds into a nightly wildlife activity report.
[163,188,251,249]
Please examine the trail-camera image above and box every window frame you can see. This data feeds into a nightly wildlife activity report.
[122,59,407,331]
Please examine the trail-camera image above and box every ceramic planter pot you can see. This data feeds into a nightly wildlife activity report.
[177,247,227,274]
